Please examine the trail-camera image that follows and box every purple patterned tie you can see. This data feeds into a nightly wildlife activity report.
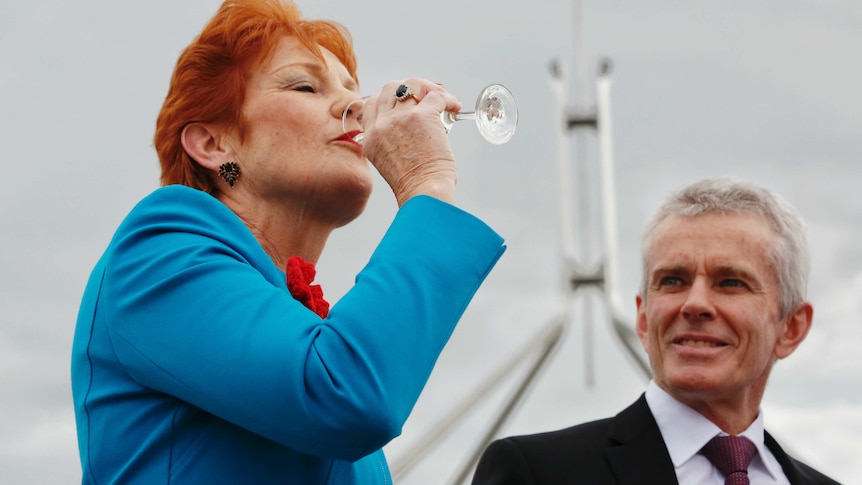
[700,435,758,485]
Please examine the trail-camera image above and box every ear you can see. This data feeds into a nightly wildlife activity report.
[636,294,649,350]
[180,122,232,172]
[774,301,813,360]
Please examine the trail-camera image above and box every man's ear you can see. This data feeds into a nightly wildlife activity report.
[636,294,649,350]
[775,301,813,360]
[180,122,231,172]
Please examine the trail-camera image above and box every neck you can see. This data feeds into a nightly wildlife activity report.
[687,399,760,435]
[672,383,766,435]
[218,191,336,269]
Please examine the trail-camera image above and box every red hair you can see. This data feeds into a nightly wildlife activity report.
[154,0,358,194]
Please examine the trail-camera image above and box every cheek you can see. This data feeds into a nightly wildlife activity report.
[645,298,676,329]
[751,324,782,359]
[246,122,310,160]
[249,102,318,138]
[639,316,665,356]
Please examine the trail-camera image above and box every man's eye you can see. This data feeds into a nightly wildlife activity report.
[658,276,683,287]
[719,279,745,288]
[294,84,315,93]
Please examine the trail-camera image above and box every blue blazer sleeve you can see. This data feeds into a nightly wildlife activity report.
[97,186,505,461]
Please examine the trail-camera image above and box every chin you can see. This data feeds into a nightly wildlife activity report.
[661,366,725,395]
[344,163,374,195]
[333,187,373,228]
[313,166,374,226]
[334,199,370,228]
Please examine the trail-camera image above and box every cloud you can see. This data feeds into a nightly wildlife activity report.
[765,400,862,484]
[3,0,861,483]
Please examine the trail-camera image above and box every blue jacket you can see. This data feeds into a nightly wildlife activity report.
[72,185,505,484]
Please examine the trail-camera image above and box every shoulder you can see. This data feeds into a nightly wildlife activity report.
[765,432,842,485]
[101,185,280,297]
[479,395,655,463]
[502,417,618,454]
[473,418,618,484]
[783,456,842,485]
[119,185,241,236]
[111,185,260,258]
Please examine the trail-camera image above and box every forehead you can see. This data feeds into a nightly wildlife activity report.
[646,212,777,273]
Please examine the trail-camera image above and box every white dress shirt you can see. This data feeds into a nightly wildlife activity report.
[645,380,791,485]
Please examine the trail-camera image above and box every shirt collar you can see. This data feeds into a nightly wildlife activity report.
[644,380,784,481]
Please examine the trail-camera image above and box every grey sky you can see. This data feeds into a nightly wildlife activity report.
[1,1,859,483]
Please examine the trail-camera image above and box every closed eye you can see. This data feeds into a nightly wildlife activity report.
[294,84,316,93]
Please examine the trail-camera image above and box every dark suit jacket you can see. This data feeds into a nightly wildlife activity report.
[471,395,840,485]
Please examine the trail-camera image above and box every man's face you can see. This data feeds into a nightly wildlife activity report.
[636,212,810,412]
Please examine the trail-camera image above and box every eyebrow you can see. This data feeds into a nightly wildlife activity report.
[271,61,358,92]
[649,263,760,283]
[270,60,322,75]
[650,263,689,276]
[712,265,760,283]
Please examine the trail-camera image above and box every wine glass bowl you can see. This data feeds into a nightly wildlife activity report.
[342,83,518,145]
[341,97,369,143]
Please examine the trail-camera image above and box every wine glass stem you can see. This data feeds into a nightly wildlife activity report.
[445,111,476,123]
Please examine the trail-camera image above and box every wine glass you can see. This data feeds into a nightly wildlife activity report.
[342,83,518,145]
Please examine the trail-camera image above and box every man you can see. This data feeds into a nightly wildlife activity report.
[472,178,840,484]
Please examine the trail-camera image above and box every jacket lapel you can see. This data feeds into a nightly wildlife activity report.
[765,431,806,485]
[604,395,679,485]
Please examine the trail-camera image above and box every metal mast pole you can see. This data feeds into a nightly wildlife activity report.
[572,0,596,388]
[390,3,650,483]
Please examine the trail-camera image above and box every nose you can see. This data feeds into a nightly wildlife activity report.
[680,278,715,322]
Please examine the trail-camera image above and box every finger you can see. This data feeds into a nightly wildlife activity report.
[420,89,462,115]
[396,78,448,102]
[393,83,420,104]
[390,80,462,114]
[362,79,461,128]
[384,79,442,106]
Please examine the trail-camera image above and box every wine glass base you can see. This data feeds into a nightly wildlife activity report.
[475,84,518,145]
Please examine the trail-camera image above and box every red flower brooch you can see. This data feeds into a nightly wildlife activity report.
[285,256,330,318]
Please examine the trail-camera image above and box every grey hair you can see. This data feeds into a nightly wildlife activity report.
[639,177,810,317]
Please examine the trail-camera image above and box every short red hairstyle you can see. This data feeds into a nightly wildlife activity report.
[154,0,358,194]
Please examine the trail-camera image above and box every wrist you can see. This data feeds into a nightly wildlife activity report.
[395,177,456,207]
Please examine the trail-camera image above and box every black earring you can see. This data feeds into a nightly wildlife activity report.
[218,162,241,187]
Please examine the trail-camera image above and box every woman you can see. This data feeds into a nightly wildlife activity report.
[70,0,505,483]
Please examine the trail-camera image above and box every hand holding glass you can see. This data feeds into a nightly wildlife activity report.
[342,84,518,145]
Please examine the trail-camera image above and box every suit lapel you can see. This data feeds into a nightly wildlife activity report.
[604,395,679,485]
[765,431,805,484]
